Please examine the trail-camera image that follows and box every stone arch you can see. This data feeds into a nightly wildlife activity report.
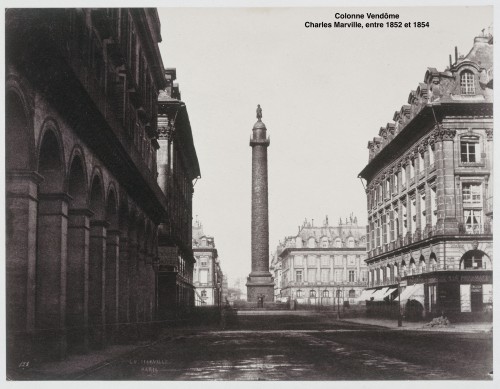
[419,254,426,274]
[37,125,65,194]
[429,252,438,271]
[88,171,107,346]
[459,249,491,270]
[409,257,416,275]
[6,88,35,171]
[34,126,68,346]
[67,152,88,209]
[89,172,105,221]
[105,185,119,231]
[65,151,90,351]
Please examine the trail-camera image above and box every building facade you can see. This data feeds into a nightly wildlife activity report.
[359,35,493,321]
[192,220,223,306]
[5,8,198,363]
[274,216,368,306]
[155,69,200,318]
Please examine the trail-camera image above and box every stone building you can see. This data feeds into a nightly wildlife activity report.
[274,216,368,306]
[5,8,199,363]
[192,220,223,306]
[155,68,200,317]
[359,34,493,321]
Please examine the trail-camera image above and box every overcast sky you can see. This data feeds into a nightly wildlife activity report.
[156,6,493,285]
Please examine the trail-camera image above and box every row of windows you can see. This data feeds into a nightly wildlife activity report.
[368,183,485,250]
[368,136,483,210]
[293,269,366,283]
[294,289,357,298]
[283,254,363,269]
[296,236,357,248]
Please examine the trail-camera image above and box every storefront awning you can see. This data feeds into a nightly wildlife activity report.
[370,287,389,301]
[381,287,397,300]
[354,289,375,302]
[399,283,425,305]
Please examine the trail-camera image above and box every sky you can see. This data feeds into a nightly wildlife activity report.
[156,6,493,286]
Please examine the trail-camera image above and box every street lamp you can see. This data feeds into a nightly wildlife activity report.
[396,274,402,327]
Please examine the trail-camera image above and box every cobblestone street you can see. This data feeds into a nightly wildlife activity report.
[11,312,493,381]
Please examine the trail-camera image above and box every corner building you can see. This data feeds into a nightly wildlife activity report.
[359,35,493,321]
[5,8,198,364]
[275,216,368,305]
[192,220,224,306]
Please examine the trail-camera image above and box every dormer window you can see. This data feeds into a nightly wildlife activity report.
[460,70,475,95]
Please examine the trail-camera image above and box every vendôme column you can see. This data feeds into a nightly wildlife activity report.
[246,105,274,303]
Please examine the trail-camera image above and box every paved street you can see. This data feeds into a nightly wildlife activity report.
[16,312,492,381]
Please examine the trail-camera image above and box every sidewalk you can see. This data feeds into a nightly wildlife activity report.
[339,317,493,333]
[7,341,155,380]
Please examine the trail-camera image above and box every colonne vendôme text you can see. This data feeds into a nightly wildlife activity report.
[305,12,401,28]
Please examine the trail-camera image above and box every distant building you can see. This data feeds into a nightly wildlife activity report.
[274,216,368,306]
[192,220,223,306]
[359,34,493,321]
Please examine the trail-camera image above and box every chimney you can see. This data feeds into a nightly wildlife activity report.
[455,46,458,63]
[449,54,452,68]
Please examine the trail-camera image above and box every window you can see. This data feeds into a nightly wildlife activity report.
[296,289,303,298]
[334,269,343,282]
[420,192,426,229]
[463,183,482,205]
[390,209,395,241]
[385,178,390,198]
[460,70,475,95]
[307,255,317,267]
[378,184,383,202]
[419,152,425,172]
[200,257,208,267]
[308,237,316,248]
[430,186,437,227]
[382,213,387,244]
[464,210,482,234]
[334,238,342,248]
[402,203,408,235]
[308,269,316,282]
[348,270,355,282]
[201,290,207,297]
[321,269,330,282]
[310,290,317,298]
[401,166,407,187]
[322,290,329,298]
[410,197,417,234]
[320,255,330,267]
[320,237,329,248]
[461,136,480,163]
[295,270,303,283]
[349,289,356,298]
[409,159,415,179]
[429,143,435,165]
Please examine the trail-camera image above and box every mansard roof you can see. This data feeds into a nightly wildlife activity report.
[359,34,493,182]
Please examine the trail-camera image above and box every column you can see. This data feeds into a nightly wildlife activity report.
[435,128,458,233]
[66,208,92,352]
[118,228,129,327]
[36,192,70,358]
[105,229,120,342]
[6,171,42,357]
[89,220,108,348]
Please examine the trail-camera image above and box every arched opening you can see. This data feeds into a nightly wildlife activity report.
[409,258,416,275]
[429,252,438,272]
[35,129,66,345]
[88,174,106,348]
[6,91,31,171]
[105,188,119,339]
[386,264,392,283]
[66,155,89,352]
[308,237,316,248]
[5,90,36,343]
[419,255,426,274]
[460,250,491,270]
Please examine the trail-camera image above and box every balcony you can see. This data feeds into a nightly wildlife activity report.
[458,222,492,235]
